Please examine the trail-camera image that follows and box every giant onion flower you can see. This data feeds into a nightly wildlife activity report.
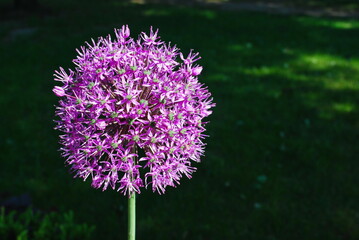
[53,25,214,197]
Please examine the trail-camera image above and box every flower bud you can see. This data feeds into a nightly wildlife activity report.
[192,66,203,76]
[96,120,107,130]
[53,86,65,97]
[122,25,130,38]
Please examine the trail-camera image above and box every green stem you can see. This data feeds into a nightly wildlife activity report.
[128,192,136,240]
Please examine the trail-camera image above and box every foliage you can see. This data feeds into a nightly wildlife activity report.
[0,208,95,240]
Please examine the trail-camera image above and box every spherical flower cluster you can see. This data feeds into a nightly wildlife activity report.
[53,25,215,196]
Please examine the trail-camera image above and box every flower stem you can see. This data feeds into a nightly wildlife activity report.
[128,192,136,240]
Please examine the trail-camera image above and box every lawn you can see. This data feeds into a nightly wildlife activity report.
[226,0,359,12]
[1,1,359,239]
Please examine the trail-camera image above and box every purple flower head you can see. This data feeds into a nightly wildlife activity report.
[53,25,215,196]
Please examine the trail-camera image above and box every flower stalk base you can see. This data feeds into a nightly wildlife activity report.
[128,193,136,240]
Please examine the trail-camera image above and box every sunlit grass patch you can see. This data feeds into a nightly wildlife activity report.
[143,9,172,16]
[290,53,359,90]
[296,17,359,30]
[332,102,356,113]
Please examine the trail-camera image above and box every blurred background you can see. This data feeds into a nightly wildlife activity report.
[1,0,359,239]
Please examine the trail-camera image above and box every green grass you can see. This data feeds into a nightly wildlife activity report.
[227,0,359,12]
[1,1,359,239]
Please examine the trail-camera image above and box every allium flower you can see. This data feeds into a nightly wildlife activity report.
[53,25,215,196]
